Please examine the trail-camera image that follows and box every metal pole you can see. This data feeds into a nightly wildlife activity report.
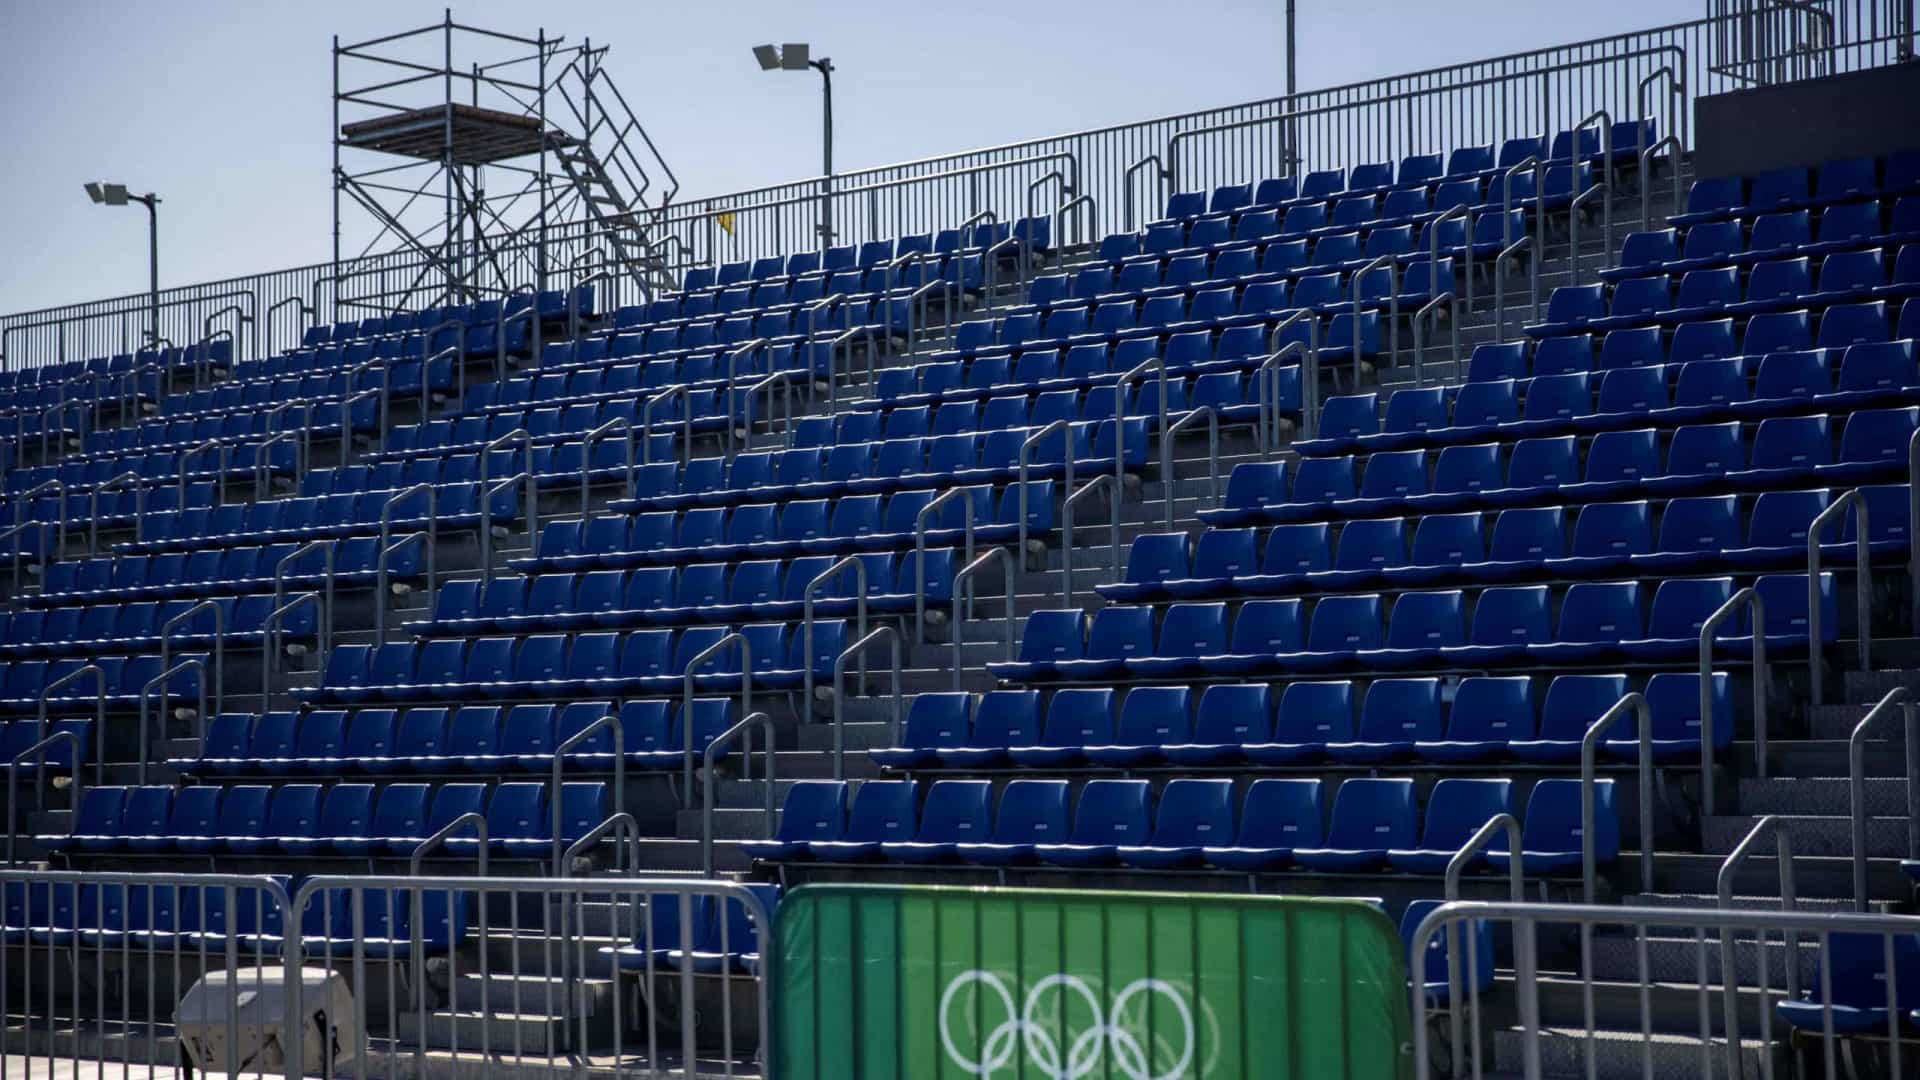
[141,195,160,346]
[815,59,835,247]
[1285,0,1299,172]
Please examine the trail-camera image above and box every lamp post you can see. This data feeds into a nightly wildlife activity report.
[753,43,835,247]
[85,182,161,346]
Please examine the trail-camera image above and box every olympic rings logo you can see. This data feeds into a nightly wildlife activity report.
[937,969,1198,1079]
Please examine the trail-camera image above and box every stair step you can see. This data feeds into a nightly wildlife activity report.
[1735,775,1913,815]
[1492,1025,1780,1079]
[1586,930,1817,988]
[1702,813,1911,858]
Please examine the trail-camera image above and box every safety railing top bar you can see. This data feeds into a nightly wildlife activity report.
[7,5,1911,372]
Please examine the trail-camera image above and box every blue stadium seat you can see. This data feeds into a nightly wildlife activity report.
[1510,674,1632,763]
[1487,778,1619,874]
[1035,779,1151,868]
[1417,676,1536,762]
[957,779,1069,865]
[1387,778,1515,874]
[881,780,991,864]
[938,689,1042,769]
[1775,932,1920,1035]
[741,781,847,861]
[809,780,918,862]
[1202,778,1324,871]
[1294,778,1416,872]
[870,692,970,768]
[1118,779,1235,869]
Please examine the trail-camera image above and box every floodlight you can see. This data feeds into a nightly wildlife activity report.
[780,43,811,70]
[752,44,780,71]
[84,182,104,204]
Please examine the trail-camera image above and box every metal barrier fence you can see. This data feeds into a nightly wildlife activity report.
[6,7,1914,372]
[0,868,772,1079]
[1410,899,1920,1080]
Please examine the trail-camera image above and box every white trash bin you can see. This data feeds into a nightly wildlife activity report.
[175,966,356,1075]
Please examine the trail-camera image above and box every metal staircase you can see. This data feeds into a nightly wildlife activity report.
[547,43,680,298]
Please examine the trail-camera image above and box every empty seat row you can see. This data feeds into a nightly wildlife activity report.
[0,592,316,658]
[119,479,519,554]
[1606,197,1920,282]
[1671,152,1920,227]
[1106,487,1906,603]
[1299,341,1918,457]
[36,536,426,607]
[0,656,204,713]
[1205,408,1917,526]
[418,550,951,635]
[994,574,1825,681]
[300,621,852,704]
[750,774,1617,875]
[179,698,738,777]
[609,884,779,975]
[874,673,1723,772]
[679,222,1037,294]
[1520,299,1917,376]
[45,780,607,861]
[301,289,584,347]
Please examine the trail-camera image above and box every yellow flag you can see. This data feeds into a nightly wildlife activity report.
[715,211,737,237]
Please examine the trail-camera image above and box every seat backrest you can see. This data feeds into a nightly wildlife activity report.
[1417,778,1514,849]
[1274,680,1355,743]
[841,780,919,845]
[1523,778,1618,859]
[1041,688,1115,747]
[916,781,992,845]
[1323,778,1417,849]
[1067,779,1151,845]
[991,779,1070,844]
[317,784,375,840]
[484,782,548,841]
[1540,674,1633,740]
[1448,675,1537,742]
[972,689,1042,748]
[1150,778,1235,847]
[1359,678,1445,741]
[265,784,323,838]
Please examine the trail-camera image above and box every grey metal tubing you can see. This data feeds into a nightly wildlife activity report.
[1699,587,1766,802]
[701,711,777,879]
[1492,236,1536,343]
[1255,342,1309,456]
[832,626,902,781]
[378,484,437,595]
[1266,310,1320,439]
[724,339,772,456]
[882,250,940,355]
[1159,405,1219,530]
[424,319,469,406]
[6,731,81,866]
[641,383,693,465]
[952,546,1016,692]
[1115,354,1166,448]
[1500,155,1549,260]
[337,386,382,449]
[1716,813,1798,1079]
[954,210,1000,308]
[1440,812,1528,1076]
[494,299,540,381]
[552,712,625,874]
[1639,134,1685,233]
[1016,419,1077,562]
[254,431,301,501]
[801,555,871,710]
[1580,692,1654,903]
[1349,253,1401,368]
[158,598,225,721]
[578,416,636,509]
[87,471,142,554]
[177,439,231,505]
[1411,292,1458,389]
[481,470,537,581]
[1572,107,1614,190]
[478,427,531,502]
[1567,180,1613,288]
[913,487,976,644]
[737,370,793,455]
[407,811,487,877]
[265,399,316,482]
[1847,686,1919,910]
[803,293,849,371]
[262,593,325,704]
[0,522,45,593]
[1053,193,1098,266]
[264,295,316,357]
[1424,203,1474,319]
[1636,64,1687,160]
[137,658,206,786]
[1806,488,1871,707]
[1122,154,1165,234]
[1061,473,1119,610]
[373,531,427,646]
[561,812,641,879]
[897,278,949,361]
[1910,427,1920,629]
[681,631,752,809]
[273,538,338,652]
[37,663,105,771]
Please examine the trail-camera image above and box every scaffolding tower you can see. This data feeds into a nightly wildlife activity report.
[331,12,678,319]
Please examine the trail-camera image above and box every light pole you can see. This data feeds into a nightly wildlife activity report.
[753,43,835,247]
[85,182,162,346]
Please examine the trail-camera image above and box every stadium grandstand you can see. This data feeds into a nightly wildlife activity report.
[1,2,1919,1077]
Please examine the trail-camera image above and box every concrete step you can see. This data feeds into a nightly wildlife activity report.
[1702,813,1911,858]
[677,805,778,840]
[452,970,617,1016]
[1844,667,1920,703]
[1588,930,1816,989]
[0,1020,179,1065]
[397,1007,584,1057]
[1735,775,1913,815]
[1492,1025,1780,1080]
[1622,892,1862,914]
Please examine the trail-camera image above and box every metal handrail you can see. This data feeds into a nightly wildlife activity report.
[177,439,230,505]
[159,598,225,720]
[37,663,105,770]
[1807,489,1870,706]
[1636,64,1686,162]
[1847,687,1919,909]
[138,658,206,785]
[1350,253,1401,368]
[1716,814,1798,1079]
[264,295,317,357]
[480,472,537,583]
[15,479,67,564]
[952,546,1017,692]
[561,812,641,878]
[274,538,338,651]
[1567,180,1613,288]
[265,399,316,481]
[262,593,324,703]
[832,626,902,782]
[1116,353,1167,462]
[1581,692,1654,902]
[1408,290,1459,392]
[1439,812,1528,1073]
[1491,236,1537,344]
[1016,419,1077,561]
[1639,134,1685,233]
[7,730,82,866]
[955,210,1000,308]
[1266,310,1320,440]
[1255,342,1308,456]
[87,471,142,553]
[700,711,777,879]
[1698,588,1766,803]
[0,522,46,593]
[378,484,437,597]
[578,416,636,509]
[1159,405,1219,530]
[254,430,301,502]
[825,324,879,416]
[736,370,793,456]
[1571,107,1614,188]
[1500,155,1549,258]
[374,531,428,645]
[408,811,488,877]
[1053,193,1098,264]
[641,383,693,465]
[724,338,772,456]
[1061,473,1119,609]
[570,268,613,343]
[680,632,752,808]
[552,712,626,873]
[1122,154,1165,233]
[913,488,977,644]
[801,556,871,710]
[883,250,942,354]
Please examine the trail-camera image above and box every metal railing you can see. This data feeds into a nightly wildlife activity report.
[1411,900,1920,1080]
[1582,693,1655,901]
[1807,488,1871,707]
[1700,587,1766,798]
[1060,473,1120,610]
[158,598,225,721]
[952,546,1018,692]
[1267,311,1319,441]
[1411,292,1457,389]
[1716,813,1800,1080]
[800,555,871,711]
[1159,405,1220,531]
[551,711,625,875]
[1436,813,1530,1078]
[138,658,207,785]
[5,730,83,866]
[1847,686,1920,910]
[681,632,753,808]
[701,712,777,879]
[912,487,977,644]
[832,626,902,782]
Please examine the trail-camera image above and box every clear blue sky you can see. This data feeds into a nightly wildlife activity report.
[0,0,1687,315]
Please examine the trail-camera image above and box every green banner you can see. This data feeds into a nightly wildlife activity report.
[775,884,1412,1079]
